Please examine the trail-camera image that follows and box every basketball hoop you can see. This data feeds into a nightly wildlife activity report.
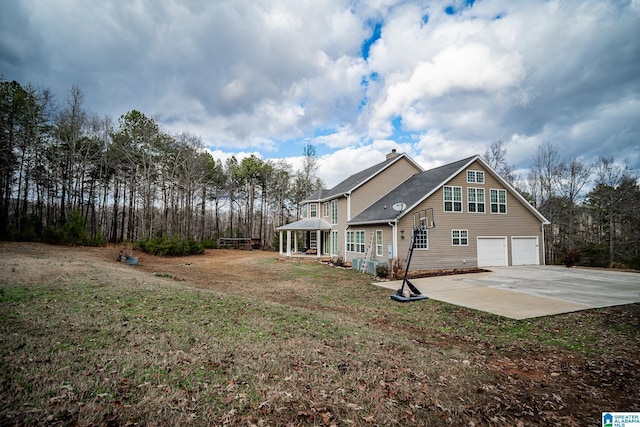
[413,208,435,231]
[391,207,435,302]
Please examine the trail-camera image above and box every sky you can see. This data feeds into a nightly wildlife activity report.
[1,0,639,188]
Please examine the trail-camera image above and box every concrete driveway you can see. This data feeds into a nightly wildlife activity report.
[378,266,640,319]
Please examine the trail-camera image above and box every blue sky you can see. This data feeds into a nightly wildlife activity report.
[1,0,639,188]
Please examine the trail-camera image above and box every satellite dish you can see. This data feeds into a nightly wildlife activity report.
[392,202,406,212]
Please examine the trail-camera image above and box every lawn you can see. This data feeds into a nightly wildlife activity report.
[0,242,638,426]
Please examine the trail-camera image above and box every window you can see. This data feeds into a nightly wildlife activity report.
[301,204,307,217]
[376,230,383,256]
[346,231,365,253]
[444,186,462,212]
[331,200,338,224]
[490,189,507,213]
[331,231,338,256]
[414,229,428,249]
[309,232,317,248]
[323,202,329,217]
[452,230,468,246]
[310,203,317,218]
[355,231,365,253]
[467,188,485,213]
[467,170,485,184]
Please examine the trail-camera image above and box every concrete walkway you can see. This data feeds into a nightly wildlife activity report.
[377,266,640,319]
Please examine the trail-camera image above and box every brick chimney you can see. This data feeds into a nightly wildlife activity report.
[386,148,399,160]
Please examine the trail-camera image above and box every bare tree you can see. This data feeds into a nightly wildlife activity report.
[557,158,592,249]
[483,140,515,184]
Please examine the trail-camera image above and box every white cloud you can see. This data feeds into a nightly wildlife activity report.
[312,128,361,149]
[1,0,638,182]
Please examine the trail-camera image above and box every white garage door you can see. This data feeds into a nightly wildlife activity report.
[477,237,507,267]
[512,237,539,265]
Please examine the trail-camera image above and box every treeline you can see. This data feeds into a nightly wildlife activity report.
[1,79,321,248]
[2,78,639,268]
[486,141,640,269]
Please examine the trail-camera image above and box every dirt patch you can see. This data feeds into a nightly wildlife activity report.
[1,242,639,426]
[408,267,490,278]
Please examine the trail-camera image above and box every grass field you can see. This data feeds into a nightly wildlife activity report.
[1,243,638,426]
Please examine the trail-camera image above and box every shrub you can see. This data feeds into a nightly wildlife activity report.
[611,261,630,270]
[60,211,86,245]
[562,249,582,267]
[136,235,204,256]
[84,232,108,247]
[203,238,217,249]
[391,258,404,279]
[43,225,62,244]
[375,263,388,278]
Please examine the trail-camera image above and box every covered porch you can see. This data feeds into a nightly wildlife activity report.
[277,218,332,258]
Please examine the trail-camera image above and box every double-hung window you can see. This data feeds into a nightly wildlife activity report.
[444,186,462,212]
[323,202,329,217]
[452,229,468,246]
[331,200,338,225]
[467,188,485,213]
[355,231,365,253]
[346,231,365,253]
[490,189,507,214]
[310,203,317,218]
[376,230,383,256]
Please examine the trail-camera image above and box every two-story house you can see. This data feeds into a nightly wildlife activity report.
[278,151,550,270]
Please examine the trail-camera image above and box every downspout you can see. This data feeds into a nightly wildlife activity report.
[344,192,351,258]
[388,220,397,260]
[345,192,351,221]
[541,222,546,265]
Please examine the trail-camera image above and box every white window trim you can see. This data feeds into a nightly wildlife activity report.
[451,229,469,246]
[467,170,485,184]
[355,230,365,253]
[443,185,463,213]
[310,203,317,218]
[376,230,383,257]
[331,200,338,225]
[346,230,365,253]
[414,228,429,250]
[490,189,507,214]
[323,202,329,217]
[346,230,365,254]
[331,230,338,256]
[467,187,486,214]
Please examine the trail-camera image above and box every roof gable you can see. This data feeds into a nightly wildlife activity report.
[302,153,422,202]
[348,155,549,225]
[348,156,476,224]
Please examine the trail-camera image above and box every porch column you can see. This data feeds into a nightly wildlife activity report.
[286,230,291,257]
[316,229,321,258]
[279,231,283,255]
[294,232,298,253]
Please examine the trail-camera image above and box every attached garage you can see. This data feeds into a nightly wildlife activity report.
[511,237,539,265]
[477,237,507,267]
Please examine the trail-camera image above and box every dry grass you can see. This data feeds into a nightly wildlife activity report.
[1,242,638,426]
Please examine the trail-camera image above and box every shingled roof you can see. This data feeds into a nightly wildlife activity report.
[302,153,422,202]
[348,156,477,225]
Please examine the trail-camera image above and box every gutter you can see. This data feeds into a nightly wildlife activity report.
[345,192,351,221]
